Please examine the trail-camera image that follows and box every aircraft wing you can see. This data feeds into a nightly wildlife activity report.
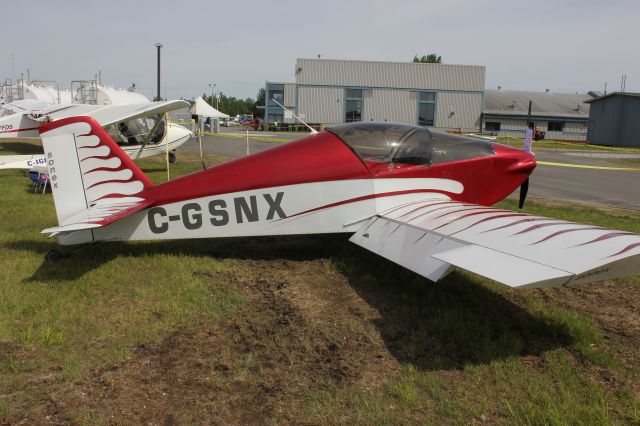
[0,154,46,169]
[349,199,640,288]
[1,99,50,114]
[80,100,188,126]
[43,100,189,127]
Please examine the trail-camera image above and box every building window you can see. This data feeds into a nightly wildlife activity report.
[265,83,286,123]
[418,92,436,126]
[548,121,564,132]
[267,84,284,107]
[485,122,501,131]
[345,88,363,123]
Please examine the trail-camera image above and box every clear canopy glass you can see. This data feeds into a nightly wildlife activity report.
[327,122,495,166]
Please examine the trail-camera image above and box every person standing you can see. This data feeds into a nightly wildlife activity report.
[534,127,542,141]
[523,122,534,153]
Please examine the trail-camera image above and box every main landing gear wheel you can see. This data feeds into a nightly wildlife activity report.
[44,249,63,262]
[168,152,176,164]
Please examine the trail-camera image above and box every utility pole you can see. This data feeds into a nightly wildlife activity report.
[155,43,163,101]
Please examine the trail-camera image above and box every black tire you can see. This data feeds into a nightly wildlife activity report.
[45,249,63,262]
[168,152,177,164]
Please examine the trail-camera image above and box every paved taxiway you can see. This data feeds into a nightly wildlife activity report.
[179,129,640,211]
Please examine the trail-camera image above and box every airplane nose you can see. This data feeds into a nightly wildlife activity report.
[493,144,537,175]
[168,123,193,141]
[507,151,536,174]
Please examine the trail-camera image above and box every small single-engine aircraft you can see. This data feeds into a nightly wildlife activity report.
[0,100,192,168]
[37,117,640,289]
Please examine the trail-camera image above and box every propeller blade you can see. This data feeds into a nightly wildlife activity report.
[518,178,529,209]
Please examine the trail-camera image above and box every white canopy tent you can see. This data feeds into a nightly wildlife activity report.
[189,97,230,167]
[189,97,229,119]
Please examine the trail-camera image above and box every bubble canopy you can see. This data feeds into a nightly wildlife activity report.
[327,122,495,166]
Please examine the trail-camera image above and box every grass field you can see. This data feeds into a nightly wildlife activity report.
[1,151,639,424]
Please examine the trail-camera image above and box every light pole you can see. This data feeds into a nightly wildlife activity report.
[154,43,163,101]
[208,83,215,107]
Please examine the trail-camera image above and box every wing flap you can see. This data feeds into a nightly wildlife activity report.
[350,216,460,282]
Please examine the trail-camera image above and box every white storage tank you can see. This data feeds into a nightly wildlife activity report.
[24,85,72,104]
[97,86,149,105]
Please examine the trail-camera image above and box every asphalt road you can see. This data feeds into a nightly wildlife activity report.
[181,129,302,158]
[528,150,640,210]
[178,129,640,211]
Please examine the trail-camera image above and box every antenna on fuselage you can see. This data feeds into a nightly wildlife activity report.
[270,98,318,135]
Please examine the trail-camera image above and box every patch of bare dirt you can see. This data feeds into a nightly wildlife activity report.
[536,282,640,359]
[533,281,640,393]
[6,244,639,424]
[27,258,399,425]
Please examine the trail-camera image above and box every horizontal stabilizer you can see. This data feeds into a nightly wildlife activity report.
[42,199,153,235]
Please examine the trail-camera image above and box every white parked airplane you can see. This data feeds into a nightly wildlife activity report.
[0,100,192,168]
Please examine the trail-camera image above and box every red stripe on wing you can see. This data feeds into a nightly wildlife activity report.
[432,209,508,231]
[609,242,640,258]
[451,213,528,235]
[576,231,635,247]
[531,227,603,245]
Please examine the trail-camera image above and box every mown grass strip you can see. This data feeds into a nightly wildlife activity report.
[1,148,638,424]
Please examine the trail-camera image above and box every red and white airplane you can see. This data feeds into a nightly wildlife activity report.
[37,116,640,289]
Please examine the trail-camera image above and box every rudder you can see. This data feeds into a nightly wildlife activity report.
[39,116,154,242]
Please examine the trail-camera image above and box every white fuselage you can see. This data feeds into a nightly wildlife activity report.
[58,178,463,245]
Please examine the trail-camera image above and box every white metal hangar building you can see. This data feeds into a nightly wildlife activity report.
[482,90,594,141]
[264,58,485,130]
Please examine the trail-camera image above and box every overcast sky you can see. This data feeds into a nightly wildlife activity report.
[4,0,638,100]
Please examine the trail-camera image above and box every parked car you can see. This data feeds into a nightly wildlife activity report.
[243,118,263,131]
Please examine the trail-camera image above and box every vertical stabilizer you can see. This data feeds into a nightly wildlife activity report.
[39,116,154,243]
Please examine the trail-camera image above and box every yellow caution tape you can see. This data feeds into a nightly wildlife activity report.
[203,132,290,143]
[546,141,640,152]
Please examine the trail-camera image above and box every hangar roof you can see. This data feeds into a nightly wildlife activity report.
[584,92,640,103]
[483,90,593,119]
